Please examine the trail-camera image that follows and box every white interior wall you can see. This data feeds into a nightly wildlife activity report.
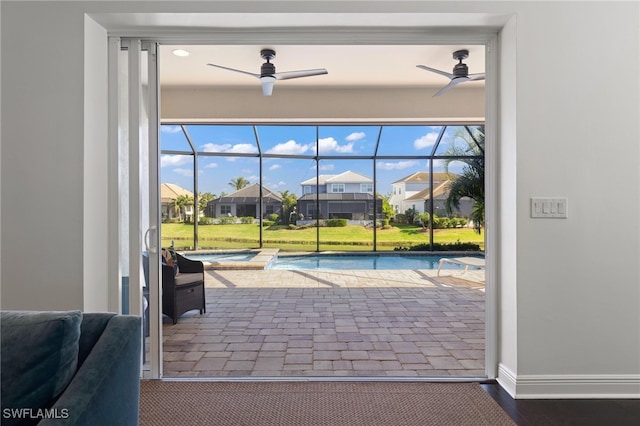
[83,14,110,312]
[496,14,518,389]
[1,2,86,310]
[512,2,639,397]
[1,0,638,398]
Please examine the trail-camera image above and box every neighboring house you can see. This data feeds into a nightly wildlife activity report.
[389,172,474,218]
[161,183,194,221]
[297,171,382,221]
[206,184,283,219]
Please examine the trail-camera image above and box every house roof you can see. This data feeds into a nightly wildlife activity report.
[300,170,372,185]
[161,183,193,203]
[392,171,452,185]
[214,183,282,203]
[405,180,452,201]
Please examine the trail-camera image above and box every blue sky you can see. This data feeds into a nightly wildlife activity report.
[160,124,477,198]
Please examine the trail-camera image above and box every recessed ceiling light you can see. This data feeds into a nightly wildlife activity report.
[172,49,190,57]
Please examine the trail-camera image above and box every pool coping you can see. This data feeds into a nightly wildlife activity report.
[182,248,280,270]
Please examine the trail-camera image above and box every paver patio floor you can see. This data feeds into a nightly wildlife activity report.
[162,268,485,378]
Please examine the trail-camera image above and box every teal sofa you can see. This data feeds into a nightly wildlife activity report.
[1,311,141,426]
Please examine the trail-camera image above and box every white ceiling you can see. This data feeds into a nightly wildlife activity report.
[159,44,485,92]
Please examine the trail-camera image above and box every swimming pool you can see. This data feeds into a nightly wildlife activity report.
[270,254,484,271]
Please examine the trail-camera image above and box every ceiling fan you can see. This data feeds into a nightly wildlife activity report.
[416,49,485,97]
[207,49,328,96]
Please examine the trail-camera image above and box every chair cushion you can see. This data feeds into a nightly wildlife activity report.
[1,310,82,425]
[174,272,204,286]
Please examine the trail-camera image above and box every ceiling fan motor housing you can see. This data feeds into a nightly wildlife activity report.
[261,62,276,77]
[453,62,469,77]
[260,49,277,77]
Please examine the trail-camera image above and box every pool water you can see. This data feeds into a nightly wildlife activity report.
[185,252,257,263]
[270,254,484,271]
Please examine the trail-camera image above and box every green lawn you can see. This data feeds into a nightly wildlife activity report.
[161,222,484,251]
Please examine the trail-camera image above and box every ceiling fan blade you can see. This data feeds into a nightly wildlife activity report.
[433,77,467,97]
[416,65,455,80]
[207,63,260,79]
[273,68,328,81]
[467,73,485,81]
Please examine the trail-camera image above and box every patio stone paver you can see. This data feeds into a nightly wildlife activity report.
[162,268,485,377]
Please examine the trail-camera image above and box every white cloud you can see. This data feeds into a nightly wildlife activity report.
[200,142,258,154]
[266,140,310,155]
[161,155,191,168]
[269,164,281,171]
[201,143,232,152]
[346,132,366,141]
[266,180,286,189]
[431,159,445,169]
[318,163,335,171]
[173,168,193,177]
[161,125,182,134]
[414,132,439,150]
[247,175,259,182]
[204,163,218,169]
[376,160,419,170]
[227,143,259,154]
[318,137,354,153]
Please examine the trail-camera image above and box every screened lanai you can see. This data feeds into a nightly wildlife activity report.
[160,123,484,252]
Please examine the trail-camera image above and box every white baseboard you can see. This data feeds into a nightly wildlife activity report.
[497,363,640,399]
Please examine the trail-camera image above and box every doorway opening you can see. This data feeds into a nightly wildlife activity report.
[155,43,489,379]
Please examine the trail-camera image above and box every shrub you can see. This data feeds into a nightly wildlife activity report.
[267,213,279,222]
[326,218,348,227]
[240,216,255,224]
[404,208,417,224]
[394,241,481,251]
[218,216,237,225]
[416,213,430,227]
[453,217,469,228]
[433,216,453,229]
[394,214,408,224]
[162,218,181,224]
[198,217,214,225]
[262,220,275,227]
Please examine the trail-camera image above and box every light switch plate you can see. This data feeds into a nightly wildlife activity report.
[531,198,568,218]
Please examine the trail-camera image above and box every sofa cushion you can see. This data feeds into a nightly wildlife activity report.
[1,310,82,425]
[174,272,204,286]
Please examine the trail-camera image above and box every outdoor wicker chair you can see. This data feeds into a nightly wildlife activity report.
[162,252,206,324]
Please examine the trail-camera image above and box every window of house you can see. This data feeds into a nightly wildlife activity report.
[307,206,318,218]
[361,183,373,193]
[303,186,313,194]
[221,205,231,215]
[331,184,345,193]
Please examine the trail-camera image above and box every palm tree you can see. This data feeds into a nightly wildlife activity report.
[279,190,298,225]
[198,192,215,215]
[174,194,194,222]
[443,126,485,233]
[229,177,250,191]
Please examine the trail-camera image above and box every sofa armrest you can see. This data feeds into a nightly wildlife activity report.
[176,252,204,274]
[40,316,141,426]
